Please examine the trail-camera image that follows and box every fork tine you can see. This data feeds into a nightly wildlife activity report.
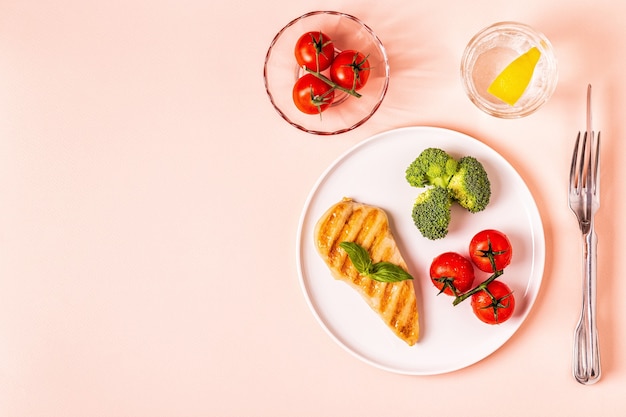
[586,84,592,135]
[569,132,581,193]
[593,132,601,196]
[576,131,589,192]
[583,131,591,191]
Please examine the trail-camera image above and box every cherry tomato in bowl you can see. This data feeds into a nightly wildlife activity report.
[469,229,513,273]
[471,280,515,324]
[330,50,371,91]
[429,252,475,296]
[294,31,335,72]
[292,73,335,115]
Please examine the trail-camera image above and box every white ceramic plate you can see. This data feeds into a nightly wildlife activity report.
[296,126,545,375]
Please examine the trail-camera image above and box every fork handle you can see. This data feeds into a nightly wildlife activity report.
[573,228,601,384]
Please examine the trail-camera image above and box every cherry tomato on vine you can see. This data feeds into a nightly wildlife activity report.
[329,50,371,91]
[471,280,515,324]
[429,252,475,296]
[292,73,335,115]
[469,229,513,273]
[294,31,335,72]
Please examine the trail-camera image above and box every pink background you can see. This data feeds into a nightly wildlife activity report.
[1,0,625,415]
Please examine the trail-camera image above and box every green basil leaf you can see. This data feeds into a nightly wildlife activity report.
[370,262,414,283]
[339,241,413,283]
[339,241,372,275]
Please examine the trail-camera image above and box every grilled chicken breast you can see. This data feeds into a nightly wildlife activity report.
[314,198,420,345]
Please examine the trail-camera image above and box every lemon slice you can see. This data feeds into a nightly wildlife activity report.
[487,47,541,105]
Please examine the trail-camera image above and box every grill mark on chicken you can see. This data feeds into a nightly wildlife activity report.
[379,281,393,312]
[317,208,348,265]
[399,300,418,338]
[389,281,408,330]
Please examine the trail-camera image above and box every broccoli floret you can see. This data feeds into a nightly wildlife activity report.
[405,148,459,188]
[406,149,492,239]
[447,156,491,213]
[411,186,453,240]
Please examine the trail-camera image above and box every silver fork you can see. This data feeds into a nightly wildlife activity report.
[568,84,601,385]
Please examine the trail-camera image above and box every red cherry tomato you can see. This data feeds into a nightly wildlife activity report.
[329,50,371,91]
[429,252,475,296]
[292,73,335,115]
[469,229,513,273]
[471,280,515,324]
[294,31,335,72]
